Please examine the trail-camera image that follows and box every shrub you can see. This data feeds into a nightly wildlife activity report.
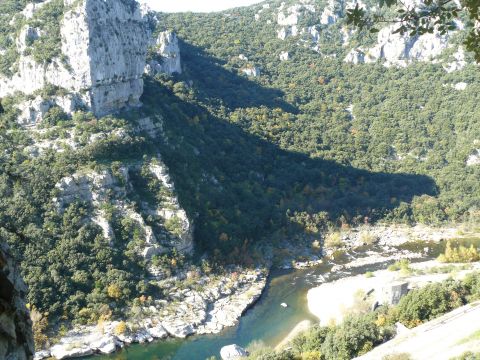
[394,280,466,328]
[324,232,343,248]
[359,231,378,245]
[114,321,127,335]
[387,259,411,273]
[438,241,480,263]
[107,284,122,299]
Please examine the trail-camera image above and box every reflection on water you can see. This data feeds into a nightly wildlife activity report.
[89,238,480,360]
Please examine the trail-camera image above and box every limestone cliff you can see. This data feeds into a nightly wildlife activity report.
[0,0,152,117]
[0,244,34,360]
[265,0,467,69]
[145,31,182,76]
[52,137,194,261]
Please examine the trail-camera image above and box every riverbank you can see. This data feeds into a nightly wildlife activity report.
[35,267,268,360]
[277,223,470,269]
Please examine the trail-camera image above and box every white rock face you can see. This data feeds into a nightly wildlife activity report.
[320,0,337,25]
[453,82,467,91]
[16,25,42,53]
[53,156,194,258]
[21,0,53,19]
[145,31,182,75]
[279,51,290,61]
[444,47,467,73]
[148,162,194,255]
[345,25,450,66]
[241,67,260,77]
[345,48,365,64]
[16,94,80,126]
[220,344,248,360]
[467,150,480,166]
[53,170,121,209]
[277,5,301,26]
[276,3,314,40]
[0,0,151,117]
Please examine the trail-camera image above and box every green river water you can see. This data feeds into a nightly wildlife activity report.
[90,238,479,360]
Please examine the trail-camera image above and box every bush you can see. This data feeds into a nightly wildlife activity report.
[324,232,343,248]
[394,280,466,328]
[359,231,378,245]
[438,241,480,263]
[114,321,127,335]
[290,313,393,360]
[387,259,411,273]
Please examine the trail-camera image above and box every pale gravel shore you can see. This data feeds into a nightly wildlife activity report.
[307,260,480,326]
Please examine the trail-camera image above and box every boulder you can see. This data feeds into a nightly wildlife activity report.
[148,324,168,339]
[90,335,119,354]
[50,344,93,359]
[163,322,195,338]
[220,344,248,360]
[34,350,51,360]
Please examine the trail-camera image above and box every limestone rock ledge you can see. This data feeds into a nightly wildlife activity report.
[0,243,34,360]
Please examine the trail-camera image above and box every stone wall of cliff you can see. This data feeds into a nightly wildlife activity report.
[0,243,34,360]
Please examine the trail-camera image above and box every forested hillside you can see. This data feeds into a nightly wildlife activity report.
[151,0,480,252]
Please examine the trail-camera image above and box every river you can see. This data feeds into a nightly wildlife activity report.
[90,238,478,360]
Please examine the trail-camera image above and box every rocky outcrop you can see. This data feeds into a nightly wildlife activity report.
[145,31,182,76]
[0,0,152,117]
[270,0,464,68]
[53,156,194,259]
[220,344,248,359]
[0,243,34,360]
[16,94,80,126]
[279,51,290,61]
[444,47,467,72]
[241,66,260,77]
[347,25,450,67]
[467,149,480,166]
